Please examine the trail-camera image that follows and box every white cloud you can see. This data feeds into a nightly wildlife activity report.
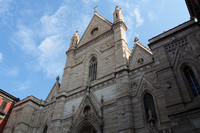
[6,67,19,77]
[37,35,66,77]
[148,12,156,21]
[0,52,3,62]
[0,0,13,16]
[12,2,92,78]
[17,81,31,91]
[12,25,39,55]
[0,67,19,77]
[82,0,99,4]
[133,8,143,27]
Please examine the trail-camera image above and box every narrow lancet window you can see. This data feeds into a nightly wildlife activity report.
[89,57,97,81]
[144,93,157,124]
[184,65,200,97]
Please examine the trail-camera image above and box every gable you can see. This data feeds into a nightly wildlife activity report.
[129,43,153,70]
[77,13,112,47]
[45,78,60,102]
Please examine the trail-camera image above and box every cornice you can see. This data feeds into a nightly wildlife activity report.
[75,29,114,54]
[112,21,127,31]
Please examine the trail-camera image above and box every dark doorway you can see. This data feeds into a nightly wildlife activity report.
[79,125,96,133]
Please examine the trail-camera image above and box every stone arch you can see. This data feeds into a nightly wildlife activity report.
[83,50,99,85]
[89,57,97,81]
[72,120,102,133]
[176,61,200,100]
[179,63,200,97]
[139,90,160,126]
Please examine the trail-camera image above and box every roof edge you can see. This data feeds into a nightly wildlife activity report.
[0,89,20,101]
[148,20,196,44]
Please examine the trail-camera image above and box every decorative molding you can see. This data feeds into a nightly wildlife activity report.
[99,41,114,52]
[91,78,115,91]
[66,78,115,101]
[112,21,127,31]
[165,37,191,64]
[75,29,114,54]
[71,91,103,133]
[130,63,153,75]
[73,54,86,66]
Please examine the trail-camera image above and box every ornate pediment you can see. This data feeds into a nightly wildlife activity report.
[129,41,153,70]
[77,13,112,47]
[71,90,103,133]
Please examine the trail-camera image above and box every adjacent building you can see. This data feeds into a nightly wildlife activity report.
[3,3,200,133]
[0,89,19,133]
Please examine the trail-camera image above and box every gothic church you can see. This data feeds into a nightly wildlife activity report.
[3,5,200,133]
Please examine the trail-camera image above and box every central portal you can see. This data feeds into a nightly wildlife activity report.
[79,125,96,133]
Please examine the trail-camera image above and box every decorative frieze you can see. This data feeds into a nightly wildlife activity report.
[165,37,191,63]
[99,41,114,52]
[130,64,153,75]
[75,29,114,54]
[73,54,86,66]
[92,78,115,90]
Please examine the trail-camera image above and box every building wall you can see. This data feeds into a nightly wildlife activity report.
[0,90,19,133]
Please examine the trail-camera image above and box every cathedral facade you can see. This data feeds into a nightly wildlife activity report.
[3,6,200,133]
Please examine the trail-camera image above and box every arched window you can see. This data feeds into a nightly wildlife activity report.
[144,93,157,124]
[89,57,97,81]
[183,65,200,97]
[43,125,48,133]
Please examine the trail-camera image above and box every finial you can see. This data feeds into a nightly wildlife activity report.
[134,36,139,42]
[94,5,98,13]
[115,6,119,10]
[56,75,59,81]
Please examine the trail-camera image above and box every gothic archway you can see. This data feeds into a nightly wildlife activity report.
[78,124,96,133]
[72,120,102,133]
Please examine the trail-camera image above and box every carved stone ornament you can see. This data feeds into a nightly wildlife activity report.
[137,58,144,64]
[166,82,171,89]
[71,91,103,133]
[90,27,99,36]
[74,54,86,66]
[165,37,190,64]
[99,41,114,52]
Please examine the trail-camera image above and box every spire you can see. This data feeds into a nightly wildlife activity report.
[113,6,124,23]
[56,75,59,82]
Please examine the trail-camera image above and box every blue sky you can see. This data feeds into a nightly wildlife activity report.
[0,0,190,100]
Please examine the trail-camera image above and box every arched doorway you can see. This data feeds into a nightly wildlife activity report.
[78,125,96,133]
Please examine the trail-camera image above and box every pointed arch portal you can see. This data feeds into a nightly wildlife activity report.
[78,125,96,133]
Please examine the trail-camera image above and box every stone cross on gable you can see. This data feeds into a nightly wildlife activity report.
[94,5,98,13]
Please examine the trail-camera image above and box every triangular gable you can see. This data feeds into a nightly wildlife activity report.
[129,42,153,70]
[72,90,103,132]
[45,79,60,102]
[78,12,112,47]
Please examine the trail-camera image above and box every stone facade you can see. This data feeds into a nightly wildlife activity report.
[3,6,200,133]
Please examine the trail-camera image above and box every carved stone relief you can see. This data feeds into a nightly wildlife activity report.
[99,41,114,52]
[165,37,191,64]
[29,109,38,126]
[71,92,103,133]
[74,54,86,66]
